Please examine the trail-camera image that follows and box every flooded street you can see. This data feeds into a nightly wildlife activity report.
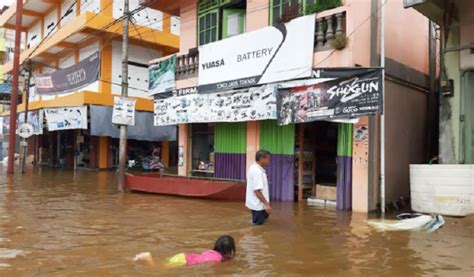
[0,166,472,276]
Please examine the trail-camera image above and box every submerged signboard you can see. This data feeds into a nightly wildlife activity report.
[277,68,383,125]
[34,52,100,95]
[198,15,315,93]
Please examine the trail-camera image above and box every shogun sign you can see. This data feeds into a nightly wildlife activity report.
[277,68,383,125]
[198,15,315,93]
[34,52,100,95]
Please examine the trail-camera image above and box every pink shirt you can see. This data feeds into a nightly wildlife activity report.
[185,250,222,266]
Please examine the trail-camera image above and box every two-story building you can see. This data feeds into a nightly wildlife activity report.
[140,0,434,213]
[0,0,180,170]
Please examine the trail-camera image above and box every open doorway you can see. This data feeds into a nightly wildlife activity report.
[295,122,338,201]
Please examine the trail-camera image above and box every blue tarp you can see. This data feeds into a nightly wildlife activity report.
[0,83,11,95]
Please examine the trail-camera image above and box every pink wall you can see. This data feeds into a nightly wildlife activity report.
[384,0,429,74]
[246,121,260,170]
[179,0,197,54]
[352,116,370,212]
[246,0,269,31]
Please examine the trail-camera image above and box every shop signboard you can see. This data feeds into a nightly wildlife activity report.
[277,68,383,125]
[149,55,177,95]
[154,84,277,126]
[112,97,136,126]
[44,106,88,131]
[198,15,315,93]
[18,110,43,135]
[34,52,100,95]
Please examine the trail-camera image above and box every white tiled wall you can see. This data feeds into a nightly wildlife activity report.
[171,16,180,36]
[80,0,101,14]
[61,0,77,28]
[113,0,163,31]
[44,8,58,37]
[27,21,41,49]
[111,41,161,99]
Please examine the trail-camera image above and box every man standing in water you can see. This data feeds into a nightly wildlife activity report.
[246,150,272,225]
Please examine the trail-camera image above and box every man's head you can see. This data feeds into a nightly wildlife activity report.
[256,150,271,167]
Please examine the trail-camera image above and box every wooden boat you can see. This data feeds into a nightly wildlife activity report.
[126,173,246,201]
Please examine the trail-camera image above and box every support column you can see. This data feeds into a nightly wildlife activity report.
[178,124,190,176]
[98,136,109,170]
[162,141,170,168]
[246,121,260,170]
[352,117,372,213]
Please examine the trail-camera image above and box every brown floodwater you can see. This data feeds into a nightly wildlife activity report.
[0,165,473,276]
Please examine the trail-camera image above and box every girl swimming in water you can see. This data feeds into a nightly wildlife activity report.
[168,235,236,266]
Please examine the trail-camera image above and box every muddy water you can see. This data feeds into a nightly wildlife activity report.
[0,166,473,276]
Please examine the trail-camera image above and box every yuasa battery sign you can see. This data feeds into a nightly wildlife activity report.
[198,14,315,93]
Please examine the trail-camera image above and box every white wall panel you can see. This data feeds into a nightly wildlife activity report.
[171,16,180,35]
[44,8,58,37]
[80,0,100,14]
[79,42,100,93]
[114,0,162,30]
[111,41,161,99]
[27,21,41,49]
[61,0,77,28]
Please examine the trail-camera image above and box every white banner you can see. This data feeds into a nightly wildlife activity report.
[44,106,88,131]
[112,97,136,126]
[149,55,176,95]
[198,15,315,93]
[154,84,277,126]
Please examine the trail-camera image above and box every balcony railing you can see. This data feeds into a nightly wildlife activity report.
[315,11,346,51]
[176,52,199,80]
[174,9,347,79]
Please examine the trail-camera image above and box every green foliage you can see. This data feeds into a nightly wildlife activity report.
[306,0,342,14]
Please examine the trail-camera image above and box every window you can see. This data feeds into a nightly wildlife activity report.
[197,0,246,46]
[269,0,316,25]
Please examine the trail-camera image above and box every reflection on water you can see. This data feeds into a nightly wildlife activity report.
[0,166,473,275]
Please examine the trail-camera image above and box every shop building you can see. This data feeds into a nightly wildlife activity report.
[0,0,180,170]
[141,0,435,213]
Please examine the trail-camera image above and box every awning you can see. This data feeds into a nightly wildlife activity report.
[90,105,176,142]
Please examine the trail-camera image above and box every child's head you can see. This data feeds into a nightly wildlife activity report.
[213,235,235,262]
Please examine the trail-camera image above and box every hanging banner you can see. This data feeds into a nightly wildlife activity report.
[149,55,177,95]
[198,15,315,93]
[277,68,383,125]
[112,97,136,126]
[154,84,277,126]
[34,52,100,95]
[44,106,88,131]
[18,110,43,135]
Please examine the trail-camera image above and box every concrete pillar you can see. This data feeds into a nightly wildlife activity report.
[162,141,170,168]
[246,121,260,170]
[178,124,190,176]
[98,136,108,170]
[352,117,371,213]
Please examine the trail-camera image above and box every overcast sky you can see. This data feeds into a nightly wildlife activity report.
[3,0,15,7]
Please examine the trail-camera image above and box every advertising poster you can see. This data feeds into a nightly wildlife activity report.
[44,106,88,131]
[154,84,277,126]
[198,15,315,93]
[277,68,383,125]
[112,97,137,126]
[149,55,177,95]
[34,52,100,95]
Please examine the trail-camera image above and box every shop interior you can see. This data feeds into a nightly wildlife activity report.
[295,122,338,201]
[191,123,215,177]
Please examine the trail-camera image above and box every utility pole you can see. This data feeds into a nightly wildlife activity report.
[379,0,386,215]
[7,0,23,174]
[118,0,130,192]
[19,62,31,174]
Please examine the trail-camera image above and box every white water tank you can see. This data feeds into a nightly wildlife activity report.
[410,165,474,216]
